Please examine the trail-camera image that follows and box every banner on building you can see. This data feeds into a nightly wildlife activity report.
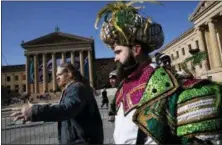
[29,56,89,83]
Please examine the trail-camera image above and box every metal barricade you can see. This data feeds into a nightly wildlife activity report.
[1,97,114,144]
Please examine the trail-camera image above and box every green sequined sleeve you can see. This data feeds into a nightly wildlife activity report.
[176,82,222,144]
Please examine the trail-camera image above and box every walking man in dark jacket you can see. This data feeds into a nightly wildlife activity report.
[101,88,109,108]
[11,63,104,144]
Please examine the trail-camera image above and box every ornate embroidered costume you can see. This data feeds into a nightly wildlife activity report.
[112,64,222,144]
[95,1,222,144]
[132,67,222,144]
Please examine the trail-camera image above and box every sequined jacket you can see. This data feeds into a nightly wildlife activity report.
[111,62,222,144]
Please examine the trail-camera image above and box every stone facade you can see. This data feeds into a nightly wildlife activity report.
[1,58,116,97]
[21,31,96,94]
[2,65,26,94]
[154,1,222,82]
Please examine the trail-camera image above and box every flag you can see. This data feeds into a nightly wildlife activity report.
[84,57,89,79]
[29,58,34,83]
[37,59,53,82]
[74,57,80,70]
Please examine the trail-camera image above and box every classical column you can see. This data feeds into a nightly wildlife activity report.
[208,19,222,68]
[79,51,85,76]
[196,27,209,70]
[61,52,66,63]
[34,55,39,93]
[204,29,213,70]
[196,27,206,51]
[52,53,57,91]
[88,50,94,87]
[71,51,75,65]
[203,59,209,71]
[42,53,48,92]
[25,55,30,94]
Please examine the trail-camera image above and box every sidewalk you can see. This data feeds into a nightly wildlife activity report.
[2,102,59,112]
[2,88,116,112]
[2,121,48,131]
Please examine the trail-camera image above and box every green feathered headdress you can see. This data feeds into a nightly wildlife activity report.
[95,0,164,53]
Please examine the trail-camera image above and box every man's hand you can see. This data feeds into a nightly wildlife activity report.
[10,101,33,124]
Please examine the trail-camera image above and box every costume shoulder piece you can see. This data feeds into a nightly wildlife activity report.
[139,67,179,106]
[176,80,222,143]
[133,67,180,144]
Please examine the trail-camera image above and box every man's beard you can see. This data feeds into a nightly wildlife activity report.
[116,54,138,81]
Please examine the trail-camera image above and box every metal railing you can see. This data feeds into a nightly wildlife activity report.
[1,96,115,144]
[1,109,114,144]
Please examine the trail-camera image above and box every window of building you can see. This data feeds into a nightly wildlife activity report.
[196,40,199,49]
[188,44,192,51]
[171,54,174,60]
[178,64,181,71]
[7,85,11,90]
[7,76,11,82]
[207,76,212,80]
[15,85,19,89]
[176,51,179,58]
[23,84,26,92]
[182,48,185,55]
[15,85,19,93]
[14,75,19,81]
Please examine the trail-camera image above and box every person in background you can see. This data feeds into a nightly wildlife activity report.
[154,52,162,66]
[11,63,104,144]
[156,53,195,83]
[108,70,118,122]
[109,69,117,88]
[155,53,171,68]
[101,87,109,108]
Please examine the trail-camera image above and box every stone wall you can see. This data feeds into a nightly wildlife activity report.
[94,58,116,89]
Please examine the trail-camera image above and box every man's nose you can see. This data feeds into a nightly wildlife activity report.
[114,57,119,62]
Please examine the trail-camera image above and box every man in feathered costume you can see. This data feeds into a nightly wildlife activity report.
[95,1,222,144]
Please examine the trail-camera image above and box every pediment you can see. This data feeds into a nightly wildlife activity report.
[21,32,93,48]
[189,1,215,22]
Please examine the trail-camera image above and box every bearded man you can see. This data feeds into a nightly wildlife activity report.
[95,1,222,144]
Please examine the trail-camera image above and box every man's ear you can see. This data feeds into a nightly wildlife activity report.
[132,45,142,56]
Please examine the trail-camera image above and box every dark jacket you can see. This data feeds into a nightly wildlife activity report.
[101,90,108,103]
[31,82,104,144]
